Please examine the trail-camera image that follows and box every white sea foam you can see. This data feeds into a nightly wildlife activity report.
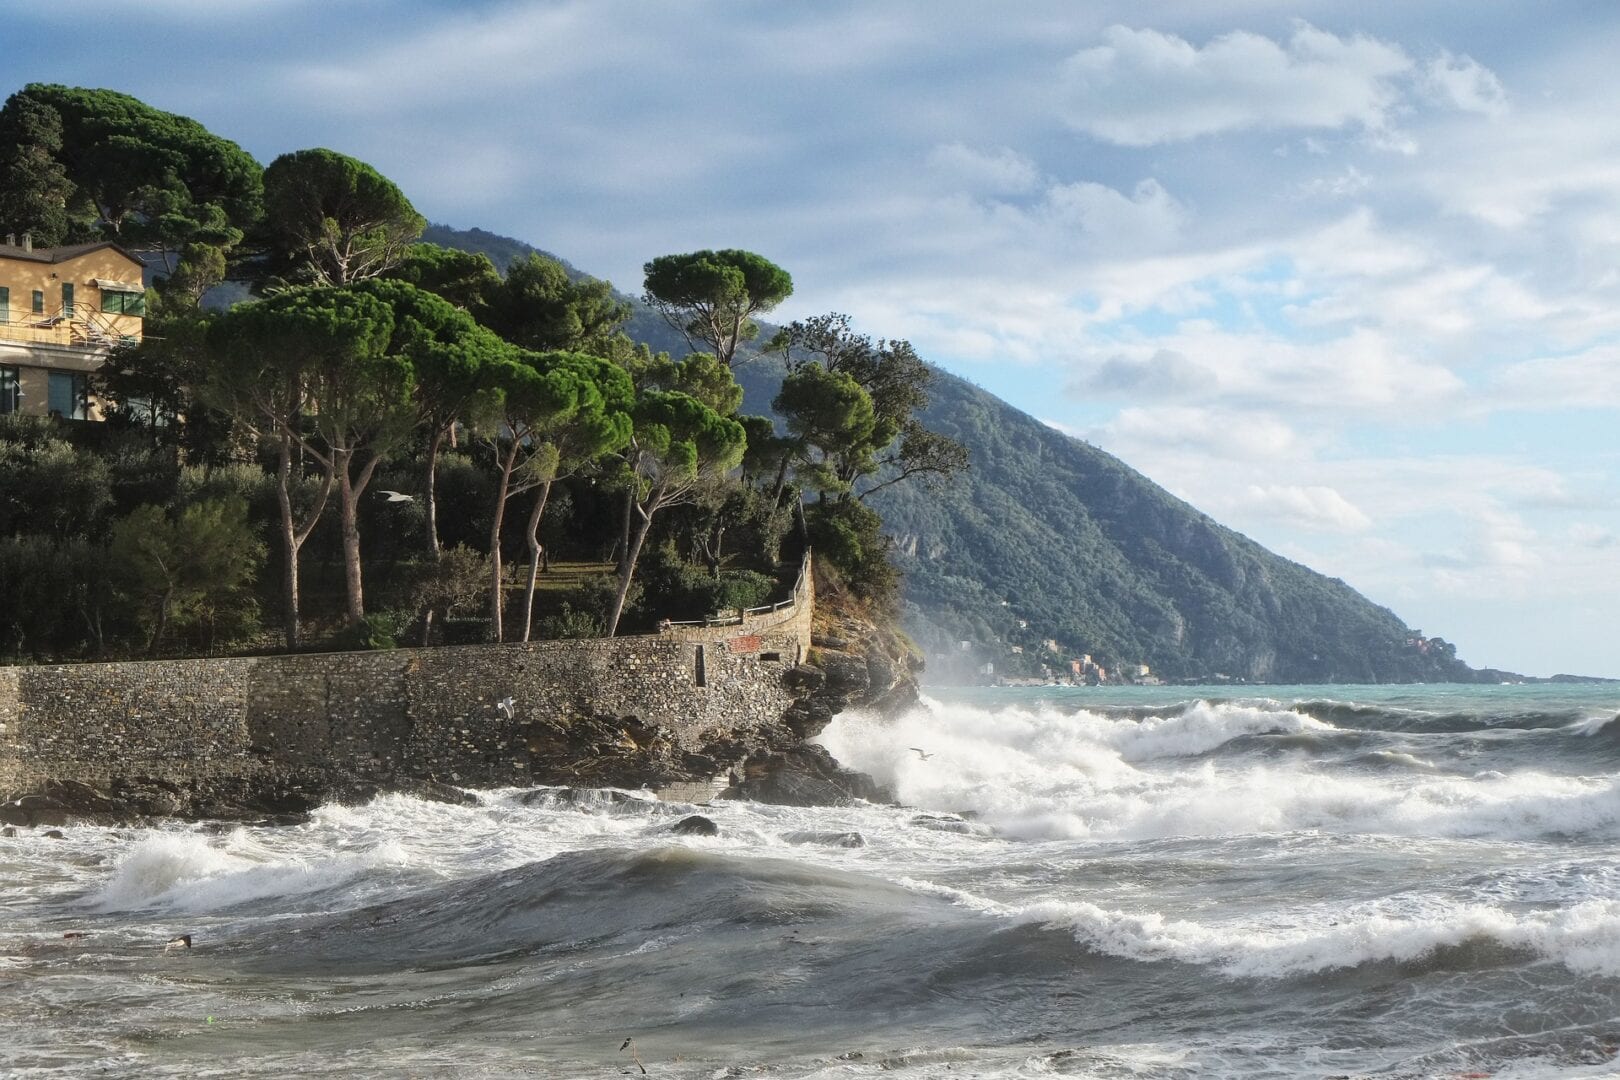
[820,697,1620,842]
[1015,896,1620,978]
[93,830,411,913]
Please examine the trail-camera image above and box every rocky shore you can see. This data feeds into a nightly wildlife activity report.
[1,573,920,828]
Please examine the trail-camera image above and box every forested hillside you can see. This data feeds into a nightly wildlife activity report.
[427,224,1480,684]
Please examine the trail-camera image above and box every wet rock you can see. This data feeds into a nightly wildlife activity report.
[910,814,991,836]
[723,746,892,807]
[42,829,65,839]
[1,826,16,837]
[521,786,651,812]
[671,814,719,836]
[782,830,866,848]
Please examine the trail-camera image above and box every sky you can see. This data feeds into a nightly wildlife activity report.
[7,1,1618,676]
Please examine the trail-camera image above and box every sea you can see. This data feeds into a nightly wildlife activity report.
[5,683,1620,1079]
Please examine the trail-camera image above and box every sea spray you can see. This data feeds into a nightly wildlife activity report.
[7,683,1620,1079]
[819,695,1620,842]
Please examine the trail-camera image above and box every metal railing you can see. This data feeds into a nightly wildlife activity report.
[0,304,139,350]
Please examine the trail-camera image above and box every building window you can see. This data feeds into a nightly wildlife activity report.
[0,286,9,322]
[102,289,146,316]
[62,283,74,317]
[0,366,18,415]
[32,290,43,315]
[48,370,88,420]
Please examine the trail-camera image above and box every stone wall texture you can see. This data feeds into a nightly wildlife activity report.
[0,560,814,798]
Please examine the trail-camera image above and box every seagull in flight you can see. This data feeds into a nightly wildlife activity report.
[909,747,933,761]
[378,490,415,503]
[496,696,516,720]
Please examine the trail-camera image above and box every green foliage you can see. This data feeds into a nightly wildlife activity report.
[804,498,898,608]
[629,541,775,624]
[209,284,413,449]
[632,352,744,415]
[0,90,80,244]
[771,312,966,500]
[109,497,266,656]
[642,249,793,367]
[384,243,501,310]
[539,575,627,639]
[481,252,630,353]
[533,602,604,641]
[260,147,425,285]
[156,242,226,309]
[329,612,400,651]
[0,423,114,537]
[630,389,748,488]
[6,83,262,249]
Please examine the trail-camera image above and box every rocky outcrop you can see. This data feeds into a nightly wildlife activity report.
[0,560,918,823]
[713,570,921,807]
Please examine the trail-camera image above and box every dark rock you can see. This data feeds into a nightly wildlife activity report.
[910,814,990,836]
[396,779,478,806]
[781,697,835,740]
[821,653,871,696]
[681,753,722,775]
[43,829,66,839]
[782,665,825,691]
[1,826,16,837]
[723,746,892,807]
[521,786,651,812]
[782,830,866,848]
[671,814,719,836]
[811,634,849,650]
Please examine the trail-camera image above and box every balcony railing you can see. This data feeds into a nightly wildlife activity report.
[0,305,139,351]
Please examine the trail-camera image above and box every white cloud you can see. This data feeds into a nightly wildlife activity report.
[1237,484,1373,533]
[1489,345,1620,411]
[1070,348,1216,397]
[1294,165,1370,199]
[927,143,1041,195]
[1060,22,1412,145]
[1094,406,1306,462]
[1036,178,1187,250]
[1423,51,1508,117]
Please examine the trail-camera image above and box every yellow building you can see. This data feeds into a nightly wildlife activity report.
[0,237,146,420]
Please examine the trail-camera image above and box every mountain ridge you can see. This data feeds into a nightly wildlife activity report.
[425,222,1495,684]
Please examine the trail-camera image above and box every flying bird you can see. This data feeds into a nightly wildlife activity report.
[165,934,192,951]
[496,696,516,720]
[909,747,933,761]
[377,490,415,503]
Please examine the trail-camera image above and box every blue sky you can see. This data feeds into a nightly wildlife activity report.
[7,1,1617,676]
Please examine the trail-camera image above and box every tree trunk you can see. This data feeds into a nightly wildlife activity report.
[423,425,445,559]
[614,483,634,571]
[606,492,657,637]
[146,588,172,658]
[488,441,520,642]
[337,449,366,624]
[519,480,553,642]
[275,433,305,649]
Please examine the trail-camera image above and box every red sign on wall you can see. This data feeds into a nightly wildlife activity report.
[728,635,762,654]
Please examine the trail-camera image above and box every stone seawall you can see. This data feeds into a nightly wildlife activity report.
[0,562,816,818]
